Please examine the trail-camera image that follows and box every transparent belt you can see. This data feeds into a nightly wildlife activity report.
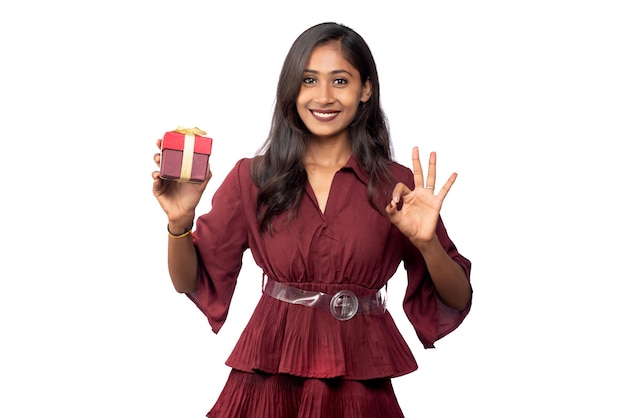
[263,278,387,321]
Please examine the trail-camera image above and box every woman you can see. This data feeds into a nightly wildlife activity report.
[152,21,472,418]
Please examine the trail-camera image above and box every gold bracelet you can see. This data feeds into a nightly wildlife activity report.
[167,223,193,238]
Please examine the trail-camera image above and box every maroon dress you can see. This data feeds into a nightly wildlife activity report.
[187,155,472,418]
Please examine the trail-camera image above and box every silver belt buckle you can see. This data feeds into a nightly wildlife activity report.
[329,290,359,321]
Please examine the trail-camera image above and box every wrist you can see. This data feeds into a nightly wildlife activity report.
[167,219,194,237]
[411,236,441,253]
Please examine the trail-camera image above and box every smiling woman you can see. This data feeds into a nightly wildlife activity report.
[151,21,472,418]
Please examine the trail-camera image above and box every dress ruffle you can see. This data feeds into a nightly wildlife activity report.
[207,369,405,418]
[225,290,418,380]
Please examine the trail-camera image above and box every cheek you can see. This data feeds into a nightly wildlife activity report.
[295,100,307,121]
[296,91,310,116]
[296,88,308,105]
[344,95,362,117]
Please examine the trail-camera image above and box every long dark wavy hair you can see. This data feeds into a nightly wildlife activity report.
[251,22,394,232]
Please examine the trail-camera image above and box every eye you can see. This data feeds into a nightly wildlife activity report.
[303,76,316,85]
[333,78,348,86]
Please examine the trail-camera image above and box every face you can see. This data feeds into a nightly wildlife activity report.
[296,41,372,142]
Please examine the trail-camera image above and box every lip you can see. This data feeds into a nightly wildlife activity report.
[310,109,340,121]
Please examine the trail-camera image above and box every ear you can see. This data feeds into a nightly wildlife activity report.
[360,78,372,102]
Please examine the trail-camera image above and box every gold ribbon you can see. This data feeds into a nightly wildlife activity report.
[174,126,207,136]
[173,127,206,182]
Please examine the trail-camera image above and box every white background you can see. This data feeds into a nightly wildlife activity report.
[1,1,625,417]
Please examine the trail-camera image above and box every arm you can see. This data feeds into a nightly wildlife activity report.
[386,146,471,311]
[166,217,199,293]
[410,230,471,311]
[152,138,211,293]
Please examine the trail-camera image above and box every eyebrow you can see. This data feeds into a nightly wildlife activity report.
[303,68,354,77]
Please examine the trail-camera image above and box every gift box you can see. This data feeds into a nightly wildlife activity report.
[160,127,213,183]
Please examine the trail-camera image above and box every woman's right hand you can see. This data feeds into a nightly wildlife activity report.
[152,138,212,231]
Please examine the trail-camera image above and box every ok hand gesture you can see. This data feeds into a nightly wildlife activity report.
[386,147,457,246]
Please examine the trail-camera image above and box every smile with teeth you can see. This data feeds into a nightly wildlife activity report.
[311,110,339,120]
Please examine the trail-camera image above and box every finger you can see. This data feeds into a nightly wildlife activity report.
[156,138,162,148]
[385,201,399,220]
[391,182,412,203]
[152,171,163,195]
[425,152,436,191]
[411,147,425,188]
[154,153,161,166]
[437,172,457,201]
[385,194,402,219]
[203,164,213,184]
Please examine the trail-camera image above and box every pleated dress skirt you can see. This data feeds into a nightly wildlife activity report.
[206,369,405,418]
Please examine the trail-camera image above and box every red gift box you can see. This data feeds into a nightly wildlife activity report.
[160,127,213,183]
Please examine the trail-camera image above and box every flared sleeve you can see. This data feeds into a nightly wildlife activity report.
[402,219,472,348]
[390,162,472,349]
[187,159,252,334]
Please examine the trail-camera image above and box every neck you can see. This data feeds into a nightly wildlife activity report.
[304,137,352,168]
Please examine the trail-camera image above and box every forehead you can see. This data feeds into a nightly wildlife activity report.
[305,40,357,74]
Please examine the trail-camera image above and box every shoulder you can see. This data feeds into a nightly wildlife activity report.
[227,156,257,176]
[232,156,254,169]
[386,160,414,185]
[218,157,256,190]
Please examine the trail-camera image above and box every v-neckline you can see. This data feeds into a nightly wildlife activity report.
[304,154,352,215]
[305,169,342,215]
[306,179,330,215]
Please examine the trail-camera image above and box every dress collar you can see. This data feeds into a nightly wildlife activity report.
[341,154,370,186]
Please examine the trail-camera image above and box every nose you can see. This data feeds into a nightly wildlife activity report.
[315,83,335,104]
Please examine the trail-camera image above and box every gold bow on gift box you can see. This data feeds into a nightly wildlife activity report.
[174,126,207,136]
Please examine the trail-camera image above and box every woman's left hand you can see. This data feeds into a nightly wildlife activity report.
[386,146,457,246]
